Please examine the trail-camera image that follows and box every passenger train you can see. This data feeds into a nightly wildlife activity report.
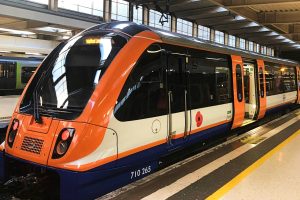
[0,22,299,200]
[0,57,41,128]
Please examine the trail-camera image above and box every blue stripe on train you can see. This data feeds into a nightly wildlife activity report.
[265,102,295,116]
[58,122,231,200]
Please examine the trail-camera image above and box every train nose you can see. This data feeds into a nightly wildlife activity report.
[5,115,60,165]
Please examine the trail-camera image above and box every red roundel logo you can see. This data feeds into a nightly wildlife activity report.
[195,111,203,127]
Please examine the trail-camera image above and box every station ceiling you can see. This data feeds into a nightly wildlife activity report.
[0,0,299,55]
[131,0,300,51]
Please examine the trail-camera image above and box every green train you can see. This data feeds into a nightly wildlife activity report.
[0,56,42,128]
[0,57,42,96]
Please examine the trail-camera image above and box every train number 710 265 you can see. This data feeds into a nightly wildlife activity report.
[130,166,151,179]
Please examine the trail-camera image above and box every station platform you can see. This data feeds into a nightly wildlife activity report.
[98,109,300,200]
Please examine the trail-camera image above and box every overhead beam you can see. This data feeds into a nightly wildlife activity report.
[282,33,300,41]
[197,15,240,26]
[288,24,300,34]
[258,11,300,24]
[176,6,228,18]
[227,26,265,34]
[236,31,273,38]
[214,21,258,31]
[210,0,300,8]
[0,4,97,29]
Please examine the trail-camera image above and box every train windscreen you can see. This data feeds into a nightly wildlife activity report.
[20,31,127,120]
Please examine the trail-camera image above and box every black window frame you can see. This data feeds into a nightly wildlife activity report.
[236,64,243,102]
[259,68,265,98]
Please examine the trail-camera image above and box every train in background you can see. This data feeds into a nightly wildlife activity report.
[0,57,42,128]
[0,22,299,200]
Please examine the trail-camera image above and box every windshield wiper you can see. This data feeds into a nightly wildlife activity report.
[33,71,46,124]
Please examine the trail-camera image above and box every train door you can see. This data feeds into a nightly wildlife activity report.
[231,55,245,129]
[166,51,191,146]
[296,66,300,104]
[243,60,260,123]
[257,60,267,119]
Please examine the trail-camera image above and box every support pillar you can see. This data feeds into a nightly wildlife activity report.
[210,29,215,42]
[192,23,198,37]
[142,6,149,25]
[103,0,111,22]
[48,0,58,11]
[224,33,229,46]
[171,16,176,32]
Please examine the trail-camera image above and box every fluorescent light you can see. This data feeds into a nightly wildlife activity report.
[0,28,35,35]
[216,7,228,12]
[25,52,42,56]
[276,35,285,39]
[283,39,294,43]
[259,27,269,32]
[267,32,279,36]
[35,26,71,33]
[235,15,246,20]
[247,22,259,27]
[292,44,300,48]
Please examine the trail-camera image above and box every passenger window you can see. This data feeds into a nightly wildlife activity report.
[188,49,231,109]
[0,62,16,78]
[236,64,243,102]
[167,54,186,113]
[265,63,296,96]
[259,68,264,98]
[114,44,167,121]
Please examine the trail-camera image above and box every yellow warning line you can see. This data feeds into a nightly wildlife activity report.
[206,129,300,200]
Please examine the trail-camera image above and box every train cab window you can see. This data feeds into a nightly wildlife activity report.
[114,44,167,121]
[259,68,264,98]
[188,49,231,109]
[236,64,243,102]
[21,66,37,84]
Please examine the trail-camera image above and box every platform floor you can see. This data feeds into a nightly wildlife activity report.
[99,109,300,200]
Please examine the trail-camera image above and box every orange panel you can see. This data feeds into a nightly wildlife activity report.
[5,115,60,165]
[297,66,300,104]
[231,55,245,129]
[257,60,267,119]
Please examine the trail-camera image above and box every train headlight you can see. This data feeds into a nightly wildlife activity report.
[7,119,19,148]
[52,128,75,159]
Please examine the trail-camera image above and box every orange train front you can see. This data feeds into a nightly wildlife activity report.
[0,22,299,200]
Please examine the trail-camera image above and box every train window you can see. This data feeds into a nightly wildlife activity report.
[188,49,231,109]
[0,64,3,78]
[259,68,264,98]
[0,62,16,78]
[114,44,167,121]
[265,62,296,96]
[281,67,296,92]
[20,32,128,120]
[167,54,186,113]
[236,64,243,102]
[21,66,37,84]
[0,62,17,93]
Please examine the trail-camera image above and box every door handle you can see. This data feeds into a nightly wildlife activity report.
[184,90,188,138]
[168,91,173,143]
